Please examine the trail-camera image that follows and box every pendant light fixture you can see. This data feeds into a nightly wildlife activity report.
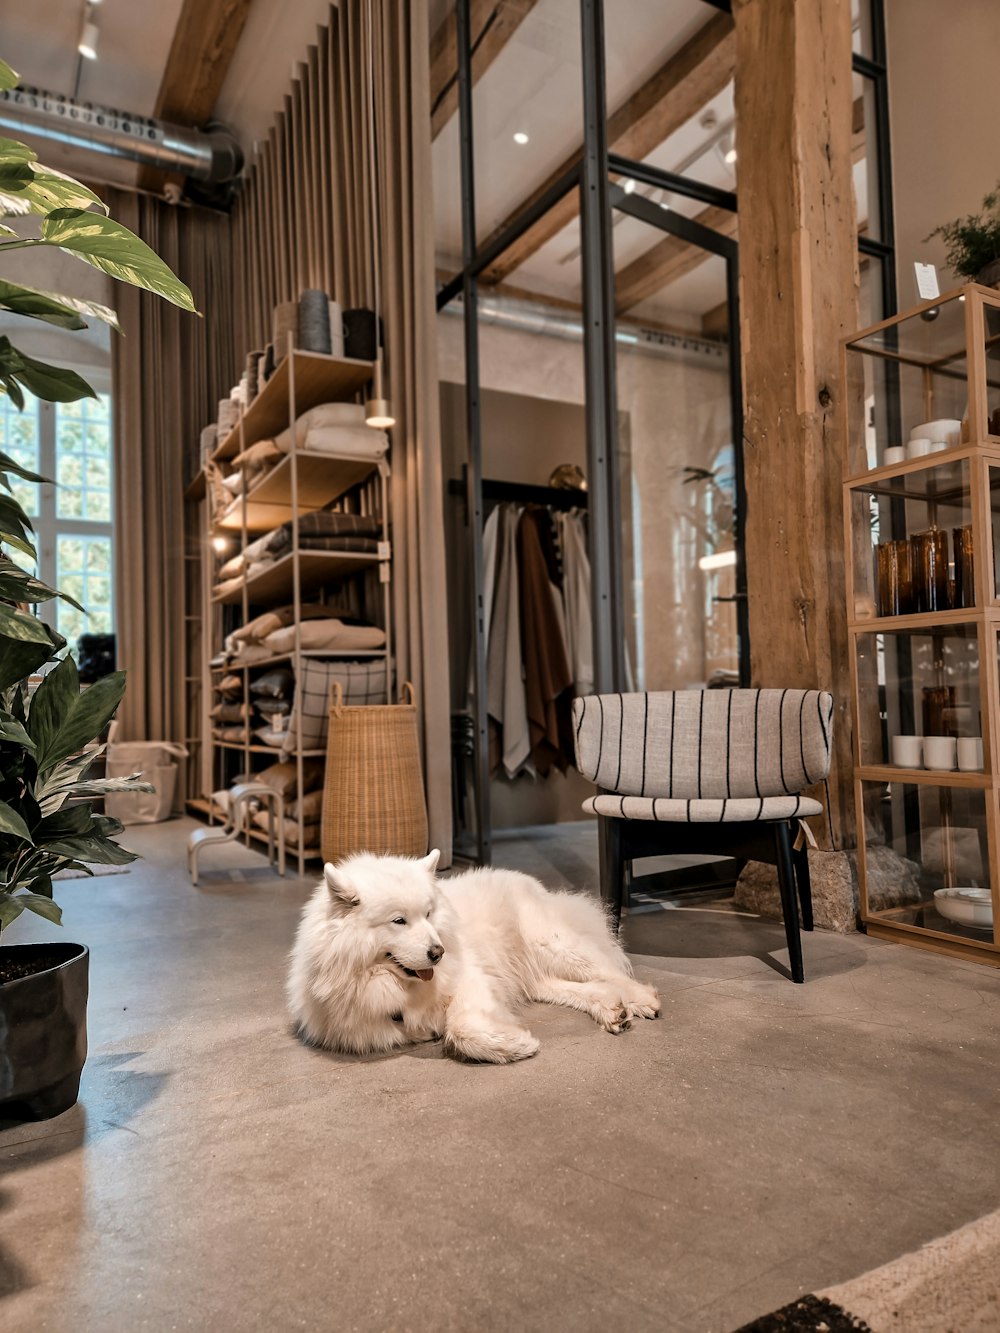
[363,0,395,430]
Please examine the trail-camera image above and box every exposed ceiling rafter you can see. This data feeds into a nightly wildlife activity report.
[476,11,736,285]
[138,0,254,193]
[430,0,538,141]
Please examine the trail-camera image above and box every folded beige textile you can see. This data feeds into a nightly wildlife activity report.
[294,426,388,458]
[228,603,331,647]
[251,810,320,848]
[275,402,366,452]
[262,619,386,654]
[210,701,252,722]
[217,673,243,697]
[254,759,324,798]
[213,725,251,743]
[233,437,282,473]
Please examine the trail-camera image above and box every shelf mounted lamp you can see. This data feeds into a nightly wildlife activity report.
[363,0,395,431]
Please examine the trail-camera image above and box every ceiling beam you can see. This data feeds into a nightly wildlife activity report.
[138,0,253,191]
[478,11,735,285]
[430,0,538,141]
[614,205,737,313]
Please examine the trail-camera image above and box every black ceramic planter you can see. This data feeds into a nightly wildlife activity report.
[0,942,89,1121]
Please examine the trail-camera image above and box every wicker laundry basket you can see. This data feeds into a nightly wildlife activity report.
[321,681,429,862]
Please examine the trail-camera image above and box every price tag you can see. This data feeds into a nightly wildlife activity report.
[914,262,940,301]
[377,541,391,561]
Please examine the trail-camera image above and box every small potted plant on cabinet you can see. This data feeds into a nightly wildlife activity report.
[0,56,196,1120]
[927,181,1000,288]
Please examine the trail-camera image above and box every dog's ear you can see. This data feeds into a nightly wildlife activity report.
[421,849,441,876]
[324,863,360,908]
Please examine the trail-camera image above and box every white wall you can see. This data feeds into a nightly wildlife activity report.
[887,0,1000,297]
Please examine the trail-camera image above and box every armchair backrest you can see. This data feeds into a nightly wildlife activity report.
[572,689,833,800]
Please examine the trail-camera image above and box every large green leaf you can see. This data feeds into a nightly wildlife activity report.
[0,895,25,928]
[0,449,48,486]
[42,209,196,311]
[29,657,126,773]
[0,561,59,605]
[0,163,107,218]
[0,488,36,553]
[0,337,95,404]
[0,633,56,691]
[0,279,122,333]
[41,831,137,865]
[33,801,94,841]
[0,137,35,164]
[0,602,51,645]
[0,61,19,95]
[0,798,32,842]
[0,707,33,751]
[17,891,62,924]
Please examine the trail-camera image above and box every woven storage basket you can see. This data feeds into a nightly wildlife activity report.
[321,681,428,861]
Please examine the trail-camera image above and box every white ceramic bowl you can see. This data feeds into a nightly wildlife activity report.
[933,887,993,930]
[910,418,961,447]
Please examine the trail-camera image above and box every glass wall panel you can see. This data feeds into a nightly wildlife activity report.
[610,193,739,689]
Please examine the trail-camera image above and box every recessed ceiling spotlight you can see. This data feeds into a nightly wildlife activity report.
[513,131,529,145]
[78,17,99,59]
[724,146,737,165]
[623,178,636,195]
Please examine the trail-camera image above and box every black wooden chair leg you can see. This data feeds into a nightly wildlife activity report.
[792,840,814,932]
[599,816,626,933]
[774,821,804,983]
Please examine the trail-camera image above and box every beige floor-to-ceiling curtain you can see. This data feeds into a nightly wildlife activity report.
[110,192,233,755]
[335,0,453,863]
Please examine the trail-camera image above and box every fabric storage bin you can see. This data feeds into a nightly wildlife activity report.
[104,741,188,825]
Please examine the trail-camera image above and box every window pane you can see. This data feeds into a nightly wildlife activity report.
[57,534,114,642]
[1,390,40,518]
[56,392,113,522]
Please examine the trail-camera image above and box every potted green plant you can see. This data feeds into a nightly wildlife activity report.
[0,57,196,1121]
[927,182,1000,288]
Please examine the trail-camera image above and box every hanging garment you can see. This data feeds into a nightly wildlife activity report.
[517,507,574,776]
[487,505,531,778]
[558,511,594,697]
[468,505,501,707]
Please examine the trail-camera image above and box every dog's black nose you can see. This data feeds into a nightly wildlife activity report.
[427,945,444,964]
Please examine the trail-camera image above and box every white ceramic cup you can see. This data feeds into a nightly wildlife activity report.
[883,445,906,466]
[923,735,958,770]
[891,735,923,768]
[907,436,933,459]
[957,737,984,771]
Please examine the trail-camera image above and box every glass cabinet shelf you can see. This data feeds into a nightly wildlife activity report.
[843,285,1000,964]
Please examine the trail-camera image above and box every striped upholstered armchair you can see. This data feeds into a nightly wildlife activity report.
[572,689,834,984]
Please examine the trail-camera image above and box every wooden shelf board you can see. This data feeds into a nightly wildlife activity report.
[848,610,985,632]
[857,764,992,788]
[214,451,382,533]
[186,797,321,859]
[212,740,326,757]
[212,352,374,461]
[864,919,1000,967]
[209,648,387,674]
[211,550,381,605]
[185,469,207,501]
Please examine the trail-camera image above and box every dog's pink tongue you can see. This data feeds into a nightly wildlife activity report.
[415,968,434,982]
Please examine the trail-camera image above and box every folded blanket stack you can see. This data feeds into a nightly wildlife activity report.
[214,510,383,597]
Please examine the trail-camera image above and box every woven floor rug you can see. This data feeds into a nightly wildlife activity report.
[735,1207,1000,1331]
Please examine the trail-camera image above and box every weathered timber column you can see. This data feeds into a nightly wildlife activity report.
[732,0,860,925]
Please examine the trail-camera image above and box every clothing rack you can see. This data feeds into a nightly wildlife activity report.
[448,470,589,513]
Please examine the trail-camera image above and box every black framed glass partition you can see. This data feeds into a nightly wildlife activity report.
[434,0,894,863]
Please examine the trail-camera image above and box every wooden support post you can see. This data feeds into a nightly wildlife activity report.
[733,0,859,851]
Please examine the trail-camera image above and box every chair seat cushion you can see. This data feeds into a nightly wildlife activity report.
[582,794,823,822]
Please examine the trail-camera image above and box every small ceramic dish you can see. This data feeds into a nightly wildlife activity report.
[910,418,961,447]
[933,887,993,930]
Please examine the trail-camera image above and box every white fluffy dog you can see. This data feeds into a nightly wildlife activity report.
[287,850,660,1064]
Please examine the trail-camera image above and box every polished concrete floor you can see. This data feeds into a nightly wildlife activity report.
[2,819,1000,1332]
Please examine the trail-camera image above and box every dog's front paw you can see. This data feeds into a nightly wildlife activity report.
[623,982,661,1021]
[445,1024,540,1064]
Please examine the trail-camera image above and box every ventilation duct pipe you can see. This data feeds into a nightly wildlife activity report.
[0,85,243,184]
[441,291,727,364]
